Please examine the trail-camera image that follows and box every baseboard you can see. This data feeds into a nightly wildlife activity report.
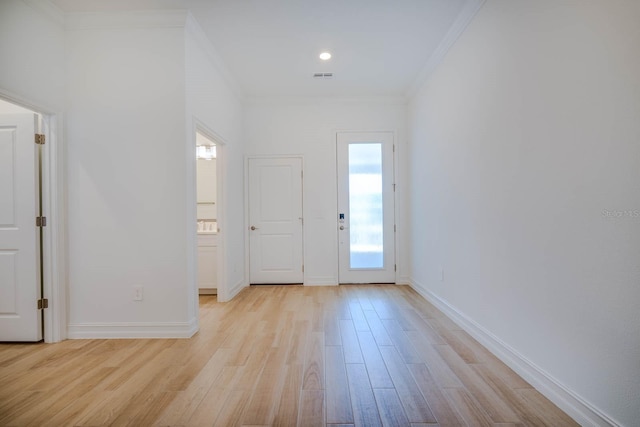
[227,278,246,300]
[409,278,619,427]
[67,317,198,339]
[304,276,338,286]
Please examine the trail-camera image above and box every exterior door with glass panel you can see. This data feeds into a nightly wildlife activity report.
[337,132,395,283]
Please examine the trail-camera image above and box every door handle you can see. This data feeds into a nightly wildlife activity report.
[250,226,259,231]
[340,225,347,230]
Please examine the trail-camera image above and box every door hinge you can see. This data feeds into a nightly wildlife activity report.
[35,134,46,145]
[393,183,396,192]
[302,265,304,273]
[37,298,49,309]
[393,144,395,153]
[394,264,397,272]
[394,224,396,232]
[36,216,47,227]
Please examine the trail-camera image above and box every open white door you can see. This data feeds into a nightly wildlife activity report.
[0,113,42,341]
[249,157,303,284]
[337,132,395,284]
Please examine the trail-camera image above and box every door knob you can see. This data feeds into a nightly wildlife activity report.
[250,226,258,230]
[339,225,345,230]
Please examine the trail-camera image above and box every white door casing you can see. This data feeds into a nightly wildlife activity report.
[249,157,303,284]
[0,113,42,341]
[337,132,396,284]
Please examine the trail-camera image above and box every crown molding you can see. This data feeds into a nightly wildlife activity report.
[406,0,486,98]
[65,9,188,30]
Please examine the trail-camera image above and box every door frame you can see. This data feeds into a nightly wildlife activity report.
[0,88,66,343]
[244,154,305,286]
[334,129,399,285]
[190,120,227,312]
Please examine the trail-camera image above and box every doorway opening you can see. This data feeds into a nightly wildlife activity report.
[195,131,220,298]
[191,121,229,312]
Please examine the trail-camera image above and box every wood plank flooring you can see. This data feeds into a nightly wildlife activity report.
[0,285,578,426]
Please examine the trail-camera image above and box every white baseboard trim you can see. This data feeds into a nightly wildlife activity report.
[67,317,198,339]
[409,278,619,427]
[226,278,246,301]
[304,276,338,286]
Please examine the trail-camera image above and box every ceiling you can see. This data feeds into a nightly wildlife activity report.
[52,0,474,98]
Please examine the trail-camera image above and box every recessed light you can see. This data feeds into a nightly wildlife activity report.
[319,52,331,61]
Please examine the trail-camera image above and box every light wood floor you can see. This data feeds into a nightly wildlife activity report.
[0,285,578,426]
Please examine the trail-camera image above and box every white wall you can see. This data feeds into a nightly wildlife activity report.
[65,13,192,336]
[407,1,640,425]
[1,5,246,337]
[0,1,67,342]
[185,16,245,303]
[244,98,408,285]
[196,159,217,218]
[0,0,65,110]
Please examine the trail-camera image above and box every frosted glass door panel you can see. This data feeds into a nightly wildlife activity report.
[348,143,383,269]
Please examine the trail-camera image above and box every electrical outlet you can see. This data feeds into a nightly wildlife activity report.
[133,286,144,301]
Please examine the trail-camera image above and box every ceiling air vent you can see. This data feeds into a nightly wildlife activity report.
[313,72,333,79]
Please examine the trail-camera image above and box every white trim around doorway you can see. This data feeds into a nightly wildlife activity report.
[191,119,228,309]
[0,87,67,343]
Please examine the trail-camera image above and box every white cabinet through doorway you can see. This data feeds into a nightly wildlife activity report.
[197,233,217,293]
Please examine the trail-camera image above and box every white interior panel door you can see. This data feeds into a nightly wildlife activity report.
[249,157,303,284]
[0,114,42,341]
[337,132,395,284]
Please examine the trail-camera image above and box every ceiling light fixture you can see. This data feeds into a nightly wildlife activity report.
[319,52,331,61]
